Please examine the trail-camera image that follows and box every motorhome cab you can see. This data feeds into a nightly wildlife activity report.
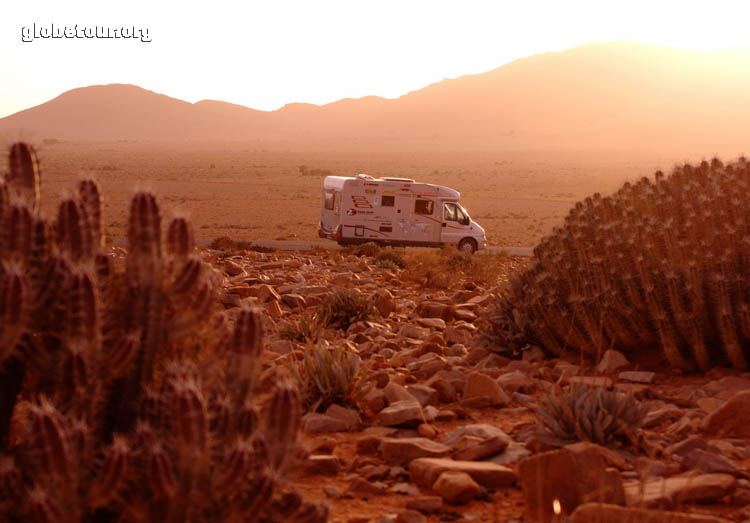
[318,174,486,253]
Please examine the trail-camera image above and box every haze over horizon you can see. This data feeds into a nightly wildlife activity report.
[3,0,750,118]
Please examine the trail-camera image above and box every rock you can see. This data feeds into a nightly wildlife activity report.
[489,441,532,465]
[362,387,387,413]
[379,437,452,465]
[568,376,613,388]
[357,435,385,455]
[409,458,516,489]
[384,382,419,404]
[390,482,421,495]
[624,473,736,508]
[454,309,477,322]
[376,400,425,428]
[460,372,509,408]
[618,371,655,384]
[374,289,395,318]
[406,496,443,514]
[681,448,738,475]
[417,423,438,438]
[433,471,481,505]
[304,454,341,475]
[281,293,306,309]
[395,510,426,523]
[416,301,455,321]
[442,424,512,447]
[596,349,629,373]
[399,324,430,340]
[416,317,447,330]
[518,442,625,521]
[497,370,535,393]
[703,376,750,400]
[452,435,509,461]
[301,412,349,433]
[445,326,471,346]
[703,390,750,438]
[219,293,242,308]
[224,259,244,276]
[256,284,281,303]
[325,404,361,431]
[406,384,439,406]
[522,345,545,362]
[346,477,388,496]
[570,503,732,523]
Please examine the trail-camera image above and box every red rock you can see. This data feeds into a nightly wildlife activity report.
[433,471,480,505]
[703,390,750,438]
[623,473,736,509]
[409,458,516,489]
[460,372,509,408]
[571,503,732,523]
[379,437,452,465]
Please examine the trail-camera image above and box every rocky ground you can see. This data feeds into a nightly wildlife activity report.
[177,244,750,522]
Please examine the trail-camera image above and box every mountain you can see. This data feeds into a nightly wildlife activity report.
[2,41,750,152]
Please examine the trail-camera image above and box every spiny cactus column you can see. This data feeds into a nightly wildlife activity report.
[486,157,750,371]
[0,143,328,522]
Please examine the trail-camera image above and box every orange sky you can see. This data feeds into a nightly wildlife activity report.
[3,0,750,118]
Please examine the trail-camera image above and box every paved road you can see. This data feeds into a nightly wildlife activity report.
[110,237,533,256]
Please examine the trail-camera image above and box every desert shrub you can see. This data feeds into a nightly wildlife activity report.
[375,249,406,269]
[319,288,375,330]
[0,143,326,522]
[485,158,750,370]
[353,241,381,257]
[400,247,510,288]
[279,313,326,343]
[289,341,365,412]
[536,384,648,448]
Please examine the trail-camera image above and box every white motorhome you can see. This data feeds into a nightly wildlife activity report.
[318,174,486,253]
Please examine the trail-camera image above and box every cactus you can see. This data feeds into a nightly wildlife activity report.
[485,157,750,371]
[0,143,328,522]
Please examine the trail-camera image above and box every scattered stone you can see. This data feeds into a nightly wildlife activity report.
[618,371,656,384]
[224,259,244,276]
[281,293,306,309]
[384,382,419,404]
[374,289,395,318]
[489,441,531,465]
[256,284,281,302]
[417,423,438,439]
[416,317,447,330]
[406,496,443,514]
[301,412,349,433]
[409,458,516,489]
[460,372,509,408]
[390,482,421,496]
[379,437,452,465]
[406,384,439,406]
[399,324,430,340]
[703,390,750,438]
[376,400,425,428]
[595,349,629,373]
[305,454,341,476]
[570,503,732,523]
[324,404,361,431]
[433,471,481,505]
[682,448,738,475]
[452,435,509,461]
[416,301,455,321]
[568,376,613,388]
[624,473,736,508]
[346,477,389,496]
[442,424,512,447]
[395,509,426,523]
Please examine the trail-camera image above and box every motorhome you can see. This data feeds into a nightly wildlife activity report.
[318,174,486,253]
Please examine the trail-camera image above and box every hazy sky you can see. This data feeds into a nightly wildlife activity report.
[2,0,750,118]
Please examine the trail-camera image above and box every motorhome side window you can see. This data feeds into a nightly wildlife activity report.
[414,199,434,215]
[324,192,334,210]
[381,195,395,207]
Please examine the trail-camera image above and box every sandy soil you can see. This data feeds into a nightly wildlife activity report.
[30,141,684,247]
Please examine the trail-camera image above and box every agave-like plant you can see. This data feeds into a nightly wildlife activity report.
[318,288,376,331]
[289,341,365,412]
[536,384,648,448]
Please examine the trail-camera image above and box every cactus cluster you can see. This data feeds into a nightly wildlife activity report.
[486,157,750,370]
[0,143,327,522]
[536,384,647,448]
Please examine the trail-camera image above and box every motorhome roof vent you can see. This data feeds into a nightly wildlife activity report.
[356,174,376,181]
[383,177,415,183]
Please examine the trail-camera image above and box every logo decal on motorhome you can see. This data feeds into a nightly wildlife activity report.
[346,209,357,216]
[351,195,373,208]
